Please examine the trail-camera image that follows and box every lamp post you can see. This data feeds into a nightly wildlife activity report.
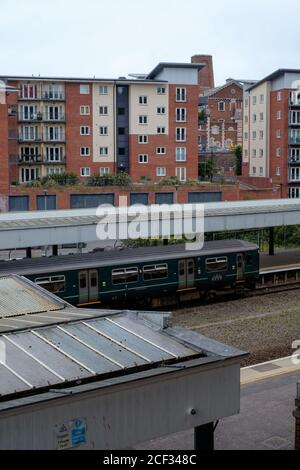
[43,189,48,211]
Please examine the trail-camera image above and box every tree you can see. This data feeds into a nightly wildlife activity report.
[235,145,243,176]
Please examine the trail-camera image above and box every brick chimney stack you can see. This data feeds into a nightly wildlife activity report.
[191,54,215,95]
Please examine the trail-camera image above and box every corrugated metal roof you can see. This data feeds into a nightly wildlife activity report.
[0,277,66,318]
[0,240,257,277]
[0,312,200,400]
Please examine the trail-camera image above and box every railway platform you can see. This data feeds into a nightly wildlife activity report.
[261,248,300,271]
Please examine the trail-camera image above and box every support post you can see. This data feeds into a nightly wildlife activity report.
[26,247,32,259]
[52,245,58,257]
[269,227,275,256]
[194,423,214,451]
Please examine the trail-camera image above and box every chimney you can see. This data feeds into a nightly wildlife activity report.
[191,54,215,95]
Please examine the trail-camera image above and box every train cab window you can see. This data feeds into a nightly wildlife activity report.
[143,264,168,281]
[80,273,87,289]
[35,275,66,294]
[206,257,228,273]
[246,255,253,266]
[112,268,139,285]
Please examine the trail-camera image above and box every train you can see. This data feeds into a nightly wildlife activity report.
[0,239,260,308]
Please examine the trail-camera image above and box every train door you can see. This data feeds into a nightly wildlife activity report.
[178,259,195,290]
[236,254,245,281]
[78,270,99,304]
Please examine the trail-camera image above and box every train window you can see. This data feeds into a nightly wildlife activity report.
[90,272,98,288]
[112,268,139,285]
[143,264,168,281]
[247,255,253,266]
[206,257,228,273]
[35,275,66,294]
[80,273,87,289]
[188,261,195,275]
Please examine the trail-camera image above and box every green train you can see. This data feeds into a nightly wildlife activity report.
[0,239,260,308]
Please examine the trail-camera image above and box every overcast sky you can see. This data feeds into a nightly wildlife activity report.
[1,0,299,85]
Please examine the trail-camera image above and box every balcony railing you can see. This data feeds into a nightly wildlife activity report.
[289,120,300,126]
[289,156,300,164]
[18,155,43,164]
[43,133,65,143]
[18,113,65,122]
[290,99,300,107]
[18,133,42,142]
[42,92,65,101]
[44,158,66,164]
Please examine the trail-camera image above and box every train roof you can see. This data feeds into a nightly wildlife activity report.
[0,240,258,277]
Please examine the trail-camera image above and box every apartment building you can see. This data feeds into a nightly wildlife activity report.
[242,69,300,198]
[0,62,202,189]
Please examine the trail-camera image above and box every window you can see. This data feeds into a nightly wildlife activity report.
[244,149,248,159]
[259,94,264,104]
[157,107,166,115]
[139,135,148,144]
[112,268,139,285]
[252,167,257,175]
[80,106,90,115]
[139,96,148,105]
[80,147,90,157]
[253,114,257,123]
[253,96,257,105]
[176,147,187,162]
[176,108,186,122]
[156,147,166,155]
[176,88,186,102]
[276,129,281,138]
[276,148,281,157]
[218,101,225,112]
[276,110,281,120]
[20,84,38,100]
[259,149,264,158]
[139,115,148,125]
[176,167,187,182]
[99,85,108,94]
[245,115,249,124]
[252,149,257,158]
[157,86,166,95]
[118,127,125,135]
[80,84,90,95]
[118,147,125,156]
[80,126,90,135]
[260,112,264,121]
[138,154,148,164]
[277,91,282,101]
[99,106,108,115]
[260,167,264,176]
[45,147,64,162]
[35,276,65,294]
[259,131,264,140]
[143,264,168,281]
[245,98,249,108]
[118,107,125,115]
[156,167,166,177]
[157,127,166,134]
[276,167,281,176]
[100,126,108,136]
[80,167,90,177]
[244,132,248,141]
[21,167,40,183]
[176,128,186,142]
[99,147,108,156]
[252,131,257,140]
[206,257,228,273]
[100,167,109,176]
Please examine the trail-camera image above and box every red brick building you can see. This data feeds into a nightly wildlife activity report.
[0,63,202,193]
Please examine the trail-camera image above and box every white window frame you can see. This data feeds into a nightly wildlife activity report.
[277,91,282,101]
[80,147,90,157]
[176,167,187,182]
[99,147,109,156]
[99,85,108,95]
[176,108,186,122]
[276,167,281,176]
[156,147,166,155]
[138,154,148,164]
[176,128,186,142]
[157,127,166,134]
[80,106,90,115]
[218,101,225,112]
[80,126,90,136]
[176,147,187,162]
[139,115,148,125]
[100,167,109,176]
[99,126,108,136]
[138,135,148,144]
[276,148,281,157]
[176,88,186,102]
[157,86,166,95]
[80,84,90,95]
[139,96,148,105]
[99,106,108,116]
[156,167,166,177]
[276,129,281,138]
[80,167,91,177]
[157,106,166,115]
[276,110,281,120]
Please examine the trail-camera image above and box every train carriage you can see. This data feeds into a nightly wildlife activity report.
[0,240,259,308]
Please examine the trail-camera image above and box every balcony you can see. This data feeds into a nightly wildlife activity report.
[289,121,300,127]
[44,157,66,165]
[42,92,65,101]
[18,113,65,123]
[43,133,65,143]
[290,99,300,107]
[18,133,42,143]
[18,154,43,165]
[289,136,300,144]
[289,156,300,164]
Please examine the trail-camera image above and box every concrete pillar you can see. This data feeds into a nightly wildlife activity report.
[26,247,32,259]
[52,245,58,257]
[194,423,214,451]
[269,227,275,256]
